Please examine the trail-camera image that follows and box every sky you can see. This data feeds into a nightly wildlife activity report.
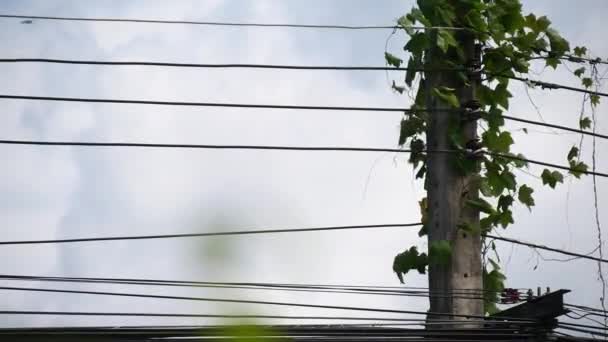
[0,0,606,329]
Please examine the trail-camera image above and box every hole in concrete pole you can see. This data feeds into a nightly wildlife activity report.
[464,273,469,278]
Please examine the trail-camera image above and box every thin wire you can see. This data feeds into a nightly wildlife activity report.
[0,286,533,322]
[0,274,512,298]
[0,58,462,72]
[0,137,605,179]
[566,303,608,314]
[0,14,471,31]
[498,74,608,98]
[0,140,420,153]
[0,223,421,245]
[1,92,605,141]
[0,94,421,112]
[487,234,608,264]
[502,114,608,140]
[488,151,608,178]
[0,311,521,324]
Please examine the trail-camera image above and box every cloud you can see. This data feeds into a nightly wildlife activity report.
[0,0,606,328]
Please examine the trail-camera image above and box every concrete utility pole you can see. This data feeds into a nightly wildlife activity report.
[425,22,483,323]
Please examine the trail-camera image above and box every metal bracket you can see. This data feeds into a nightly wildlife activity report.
[461,100,484,121]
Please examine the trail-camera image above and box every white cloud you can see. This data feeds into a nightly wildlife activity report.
[0,0,607,329]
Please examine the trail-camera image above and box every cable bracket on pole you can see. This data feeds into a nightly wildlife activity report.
[461,100,483,122]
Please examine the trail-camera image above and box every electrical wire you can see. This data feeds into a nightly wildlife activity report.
[501,114,608,140]
[487,234,608,264]
[0,223,421,245]
[0,138,605,179]
[0,285,534,322]
[0,140,422,153]
[498,74,608,98]
[488,151,608,178]
[0,94,421,112]
[1,93,605,141]
[0,217,604,265]
[0,58,463,72]
[0,310,514,324]
[0,13,471,31]
[0,274,517,299]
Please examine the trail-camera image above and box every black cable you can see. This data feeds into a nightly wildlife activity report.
[559,321,607,331]
[566,303,608,314]
[0,310,517,324]
[0,58,463,73]
[1,138,604,179]
[558,325,608,338]
[0,274,520,295]
[0,286,533,322]
[0,274,509,300]
[488,152,608,178]
[1,93,604,141]
[486,234,608,264]
[0,14,471,31]
[0,140,422,153]
[0,94,422,112]
[0,223,420,245]
[498,74,608,98]
[502,114,608,140]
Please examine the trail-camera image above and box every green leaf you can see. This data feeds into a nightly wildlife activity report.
[482,130,513,153]
[458,222,480,235]
[404,32,430,56]
[580,117,592,130]
[517,184,535,210]
[574,46,588,57]
[497,210,514,228]
[407,8,431,27]
[498,195,514,212]
[545,57,560,69]
[541,169,564,188]
[397,15,415,35]
[385,52,403,67]
[591,95,601,107]
[494,82,512,110]
[536,16,552,32]
[546,28,570,55]
[429,240,451,266]
[499,169,517,191]
[569,160,589,178]
[405,58,421,87]
[574,67,586,78]
[567,146,579,161]
[436,30,457,53]
[392,80,405,94]
[393,246,428,283]
[582,77,593,89]
[432,86,460,108]
[466,198,495,214]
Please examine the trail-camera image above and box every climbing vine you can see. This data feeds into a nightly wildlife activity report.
[387,0,601,314]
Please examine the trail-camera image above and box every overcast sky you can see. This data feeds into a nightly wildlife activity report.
[0,0,606,329]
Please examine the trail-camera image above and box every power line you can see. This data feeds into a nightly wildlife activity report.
[0,58,462,72]
[0,13,470,31]
[487,234,608,264]
[0,223,420,246]
[0,94,420,112]
[0,93,604,141]
[0,140,422,153]
[0,285,532,322]
[488,152,608,178]
[0,137,605,179]
[502,114,608,140]
[0,274,512,299]
[500,75,608,98]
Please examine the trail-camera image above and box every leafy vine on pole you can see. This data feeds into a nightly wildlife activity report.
[387,0,599,314]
